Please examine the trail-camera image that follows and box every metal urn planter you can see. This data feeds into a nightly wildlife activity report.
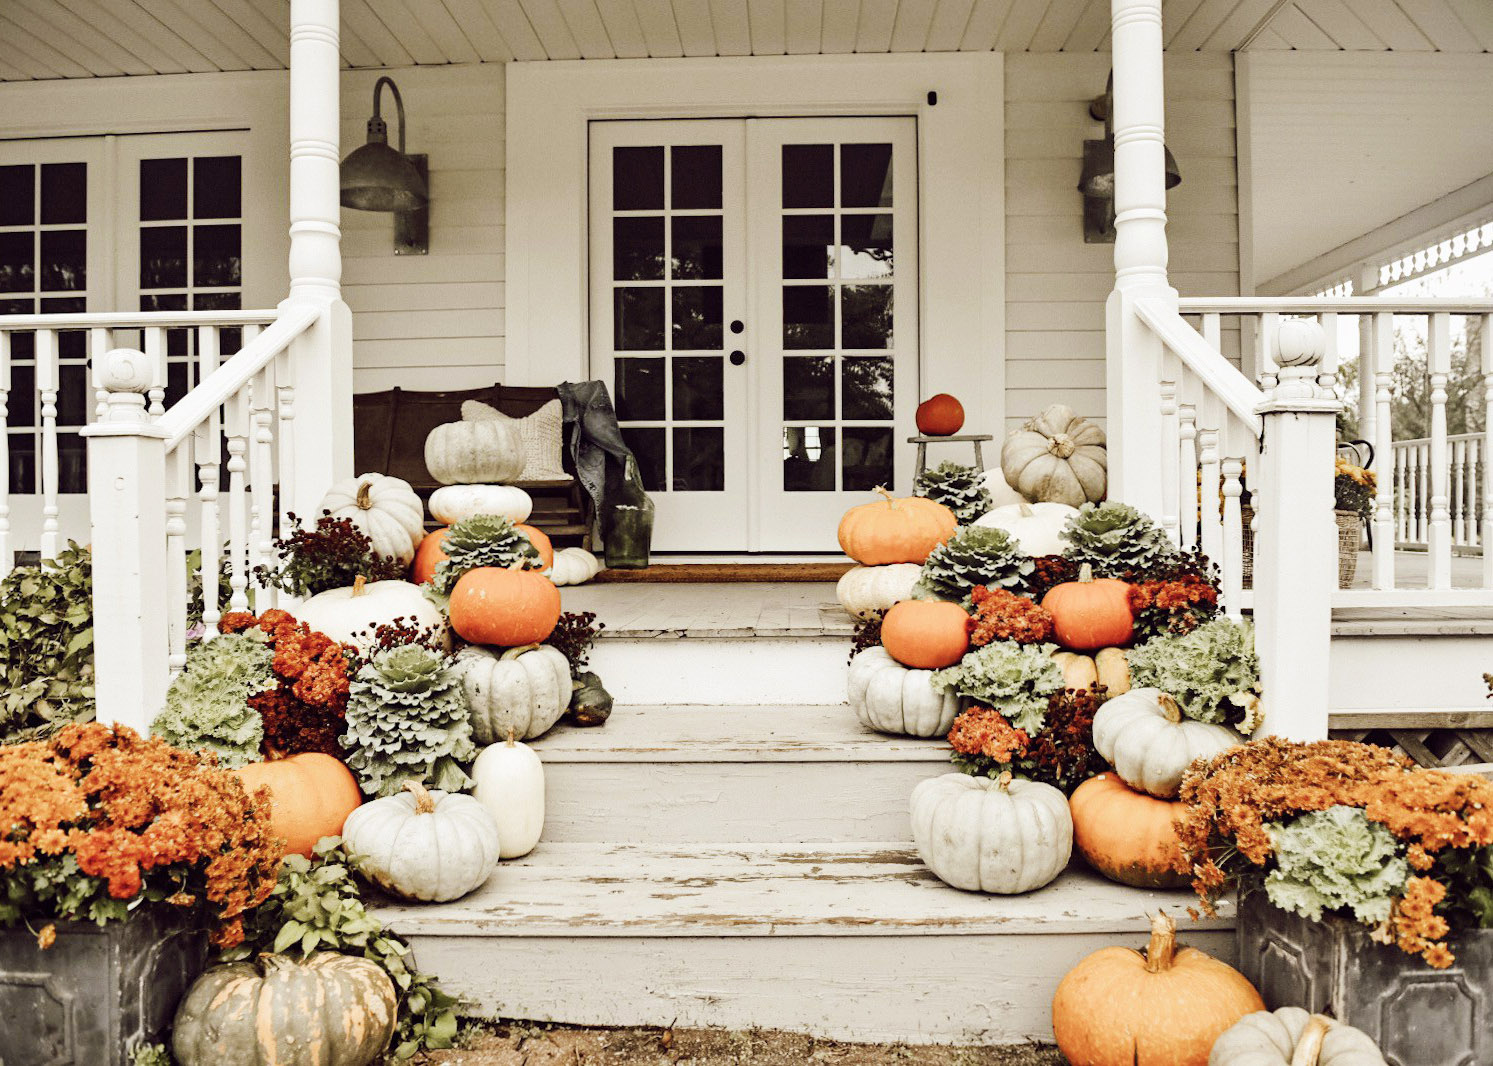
[0,908,207,1065]
[1237,889,1493,1066]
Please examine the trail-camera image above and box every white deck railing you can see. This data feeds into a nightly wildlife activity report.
[1390,432,1483,553]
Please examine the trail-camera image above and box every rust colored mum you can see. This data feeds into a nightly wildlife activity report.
[968,587,1054,646]
[946,684,1108,795]
[222,609,350,758]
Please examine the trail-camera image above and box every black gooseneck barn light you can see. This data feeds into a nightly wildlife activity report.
[340,76,429,254]
[1079,72,1181,243]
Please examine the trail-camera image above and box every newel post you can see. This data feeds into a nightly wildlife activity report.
[80,349,171,732]
[1252,320,1340,741]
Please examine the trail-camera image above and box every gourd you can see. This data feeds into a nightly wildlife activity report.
[234,753,363,859]
[980,468,1027,509]
[294,576,448,651]
[550,546,603,586]
[428,483,533,525]
[448,566,562,647]
[1002,403,1108,507]
[569,671,613,726]
[424,417,525,485]
[836,563,922,619]
[173,952,397,1066]
[318,473,425,565]
[1069,773,1189,889]
[472,732,546,859]
[915,393,965,436]
[1093,688,1244,799]
[880,599,970,670]
[453,642,572,742]
[847,646,960,738]
[1053,912,1264,1066]
[1042,563,1134,650]
[1209,1008,1387,1066]
[838,488,957,565]
[974,500,1078,557]
[514,523,554,570]
[1096,646,1130,695]
[910,771,1072,894]
[1052,650,1098,690]
[342,781,500,902]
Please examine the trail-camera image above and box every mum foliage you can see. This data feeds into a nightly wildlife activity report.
[341,645,474,797]
[152,630,274,768]
[0,543,94,743]
[931,639,1064,733]
[1126,616,1261,731]
[947,684,1109,793]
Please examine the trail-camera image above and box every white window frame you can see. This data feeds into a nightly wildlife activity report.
[505,53,1005,433]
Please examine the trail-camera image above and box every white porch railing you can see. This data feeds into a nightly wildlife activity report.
[1390,432,1483,553]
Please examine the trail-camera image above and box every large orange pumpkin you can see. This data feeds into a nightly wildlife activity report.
[1052,912,1263,1066]
[234,753,363,859]
[838,489,957,565]
[1041,564,1134,650]
[880,600,970,669]
[448,566,562,647]
[514,523,555,570]
[1069,773,1189,889]
[411,527,450,585]
[916,393,965,436]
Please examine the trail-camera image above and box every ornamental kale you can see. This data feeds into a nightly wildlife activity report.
[341,645,474,797]
[1126,616,1262,731]
[427,514,541,602]
[152,629,274,768]
[916,525,1034,603]
[1265,805,1409,924]
[1061,501,1179,579]
[914,461,992,524]
[931,639,1065,733]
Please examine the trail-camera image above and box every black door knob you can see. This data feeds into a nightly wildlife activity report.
[729,350,746,366]
[730,320,745,334]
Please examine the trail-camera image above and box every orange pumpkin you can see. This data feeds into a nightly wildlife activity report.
[1052,912,1264,1066]
[838,489,957,566]
[448,566,562,647]
[411,527,450,585]
[1041,564,1134,650]
[916,393,965,436]
[1069,773,1189,889]
[234,753,363,859]
[880,600,970,669]
[514,523,555,570]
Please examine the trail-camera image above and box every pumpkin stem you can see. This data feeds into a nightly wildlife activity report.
[1077,563,1095,583]
[1290,1016,1333,1066]
[995,771,1013,792]
[1158,693,1183,724]
[1017,501,1035,517]
[874,485,897,508]
[351,574,366,597]
[1048,434,1076,460]
[506,727,517,747]
[499,643,543,662]
[1142,912,1177,974]
[256,953,299,977]
[355,480,373,509]
[403,779,437,814]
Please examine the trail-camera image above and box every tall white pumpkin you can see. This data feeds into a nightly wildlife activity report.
[910,772,1072,894]
[453,643,571,743]
[472,736,545,859]
[341,782,501,902]
[317,473,425,564]
[424,419,525,485]
[836,564,922,619]
[847,646,960,738]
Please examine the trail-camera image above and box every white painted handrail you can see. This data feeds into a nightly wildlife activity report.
[1180,297,1493,315]
[0,310,279,330]
[1134,297,1264,432]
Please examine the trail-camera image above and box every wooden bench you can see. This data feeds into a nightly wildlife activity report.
[354,385,592,548]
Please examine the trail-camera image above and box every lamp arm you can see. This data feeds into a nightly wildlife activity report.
[372,76,407,154]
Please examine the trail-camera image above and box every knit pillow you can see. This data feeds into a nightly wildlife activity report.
[462,399,568,481]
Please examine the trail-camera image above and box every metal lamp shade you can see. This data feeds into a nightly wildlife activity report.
[1078,139,1181,197]
[340,140,428,212]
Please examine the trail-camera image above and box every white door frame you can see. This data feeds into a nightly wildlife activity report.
[507,52,1005,443]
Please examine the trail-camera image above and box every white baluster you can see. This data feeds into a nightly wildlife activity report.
[1396,445,1409,543]
[1427,312,1452,587]
[1467,437,1481,549]
[0,330,9,572]
[1372,312,1395,589]
[1256,312,1280,391]
[1417,442,1430,545]
[1482,315,1493,589]
[1179,401,1198,552]
[1221,456,1245,617]
[225,388,251,612]
[90,327,112,423]
[165,441,190,674]
[196,327,223,636]
[1318,312,1338,392]
[35,329,60,563]
[1452,438,1467,547]
[275,345,297,544]
[1159,350,1180,545]
[1198,393,1223,566]
[250,357,277,611]
[1357,314,1376,446]
[1202,313,1222,353]
[144,326,167,419]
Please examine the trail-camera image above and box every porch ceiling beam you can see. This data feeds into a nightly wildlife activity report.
[1231,0,1297,51]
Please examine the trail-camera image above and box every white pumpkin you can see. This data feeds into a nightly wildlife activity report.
[1093,687,1244,799]
[836,563,922,619]
[294,577,448,651]
[424,418,525,486]
[980,467,1028,510]
[550,546,603,587]
[318,473,425,564]
[973,500,1079,557]
[910,772,1073,894]
[472,735,545,859]
[429,484,533,525]
[342,782,500,902]
[1001,404,1108,507]
[453,643,571,743]
[1209,1008,1387,1066]
[847,646,960,738]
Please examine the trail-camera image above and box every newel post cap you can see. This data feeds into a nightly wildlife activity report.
[86,348,157,429]
[1257,319,1340,413]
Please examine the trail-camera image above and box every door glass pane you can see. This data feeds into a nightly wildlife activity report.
[783,286,833,349]
[623,427,666,492]
[193,224,241,287]
[40,230,86,291]
[8,437,34,494]
[671,216,722,279]
[782,145,833,208]
[783,426,836,491]
[671,146,721,210]
[842,427,893,490]
[40,163,86,225]
[613,287,665,350]
[672,357,723,420]
[140,158,188,221]
[10,363,34,427]
[0,166,34,226]
[842,285,892,349]
[614,147,664,210]
[614,357,664,421]
[672,427,723,490]
[841,144,893,207]
[783,216,834,279]
[842,357,894,419]
[0,233,34,293]
[141,226,187,289]
[672,286,722,350]
[614,216,664,280]
[839,214,893,279]
[193,156,241,219]
[57,364,88,425]
[783,357,834,421]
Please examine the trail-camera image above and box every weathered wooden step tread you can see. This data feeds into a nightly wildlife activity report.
[533,705,948,763]
[375,842,1229,939]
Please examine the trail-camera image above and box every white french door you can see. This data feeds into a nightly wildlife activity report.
[589,116,918,552]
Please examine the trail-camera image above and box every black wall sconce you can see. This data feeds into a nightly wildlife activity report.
[341,76,429,255]
[1078,73,1181,244]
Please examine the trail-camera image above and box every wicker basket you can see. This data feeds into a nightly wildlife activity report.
[1240,505,1362,589]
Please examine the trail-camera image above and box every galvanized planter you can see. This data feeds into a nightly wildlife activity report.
[1237,889,1493,1066]
[0,907,207,1065]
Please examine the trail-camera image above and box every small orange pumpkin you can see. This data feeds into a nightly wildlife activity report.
[234,753,363,859]
[448,566,562,647]
[916,393,965,436]
[514,523,555,570]
[1052,912,1264,1066]
[1041,564,1134,650]
[838,488,957,566]
[1069,773,1189,889]
[880,600,970,669]
[411,527,450,585]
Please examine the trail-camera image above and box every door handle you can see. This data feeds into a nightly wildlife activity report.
[729,351,746,366]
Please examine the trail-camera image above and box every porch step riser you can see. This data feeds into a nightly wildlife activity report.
[589,638,849,705]
[1330,634,1493,710]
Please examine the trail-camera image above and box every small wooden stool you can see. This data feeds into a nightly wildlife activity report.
[910,434,994,479]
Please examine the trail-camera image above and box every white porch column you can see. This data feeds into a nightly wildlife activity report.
[1252,320,1340,741]
[284,0,353,518]
[1105,0,1177,516]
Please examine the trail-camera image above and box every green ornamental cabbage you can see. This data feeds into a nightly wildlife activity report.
[931,640,1064,733]
[1126,616,1262,729]
[914,461,992,525]
[427,514,541,600]
[916,525,1034,603]
[152,630,274,767]
[342,644,475,797]
[1060,501,1179,578]
[1265,805,1409,924]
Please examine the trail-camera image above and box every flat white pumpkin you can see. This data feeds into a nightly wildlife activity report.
[318,473,425,565]
[1209,1008,1387,1066]
[973,500,1078,557]
[429,483,533,525]
[1001,404,1108,507]
[424,418,526,486]
[294,577,448,651]
[454,643,571,743]
[1093,687,1244,799]
[980,468,1028,510]
[910,772,1073,894]
[550,546,603,587]
[342,782,500,902]
[847,646,960,738]
[836,563,922,619]
[472,735,545,859]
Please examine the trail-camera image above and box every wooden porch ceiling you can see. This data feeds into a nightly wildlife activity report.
[0,0,1488,81]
